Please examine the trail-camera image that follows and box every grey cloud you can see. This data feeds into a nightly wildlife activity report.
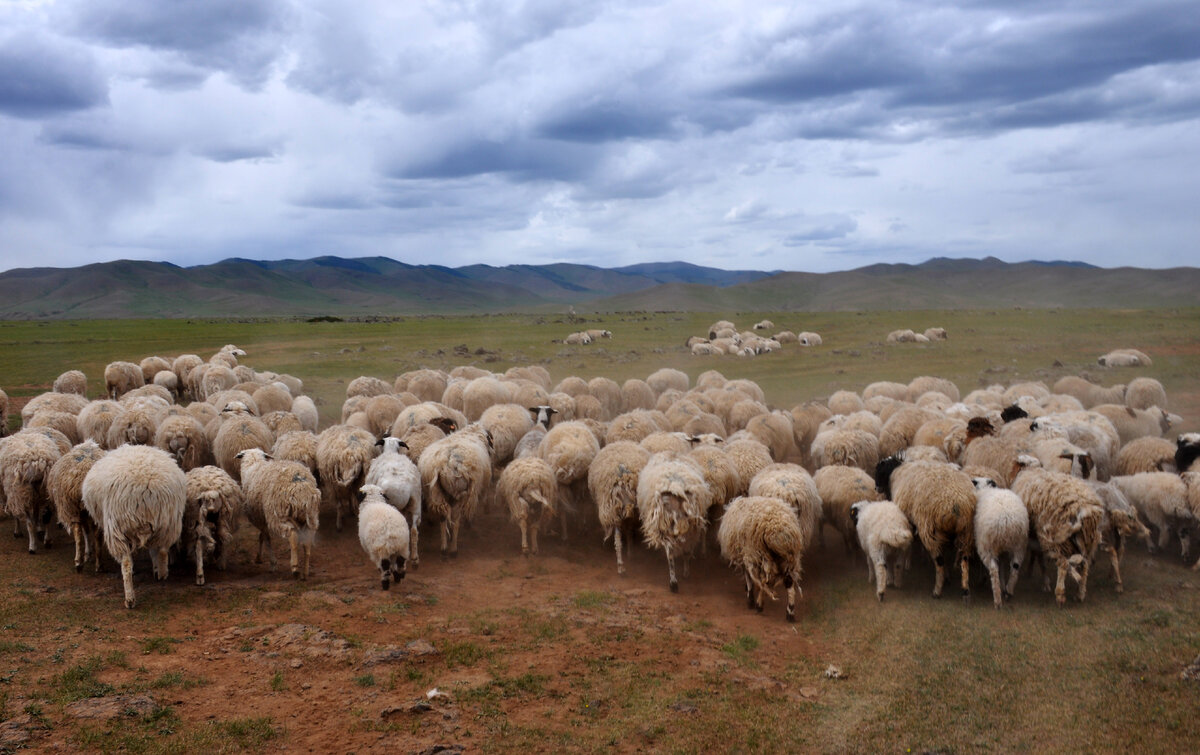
[64,0,293,88]
[390,137,591,182]
[537,98,678,143]
[782,216,859,245]
[195,142,281,163]
[0,33,108,118]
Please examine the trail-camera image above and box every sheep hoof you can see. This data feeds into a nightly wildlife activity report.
[196,576,205,586]
[755,604,764,614]
[877,592,885,603]
[669,580,679,593]
[381,579,390,590]
[27,548,35,555]
[961,591,971,606]
[786,611,796,623]
[930,591,941,599]
[75,563,83,573]
[12,531,20,539]
[292,570,301,579]
[410,561,419,571]
[449,551,458,560]
[125,599,135,609]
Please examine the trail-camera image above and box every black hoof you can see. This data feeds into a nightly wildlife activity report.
[931,591,942,599]
[755,604,764,614]
[669,581,679,593]
[27,548,35,555]
[75,563,83,573]
[381,579,390,590]
[292,570,301,579]
[449,551,458,559]
[786,611,796,623]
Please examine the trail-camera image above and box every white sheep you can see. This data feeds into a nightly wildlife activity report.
[1,430,63,553]
[1125,377,1168,411]
[419,424,494,558]
[53,370,88,396]
[637,451,714,592]
[497,456,558,556]
[1098,348,1152,367]
[1087,480,1152,593]
[564,331,593,345]
[971,477,1029,608]
[1108,472,1194,558]
[103,361,145,400]
[291,395,319,433]
[213,403,274,481]
[237,448,320,579]
[182,465,242,586]
[747,463,822,548]
[587,441,652,575]
[539,420,600,531]
[357,484,411,590]
[82,445,186,608]
[47,440,105,571]
[1052,376,1126,409]
[154,413,212,472]
[718,495,805,621]
[875,455,976,602]
[1091,404,1180,447]
[797,332,822,346]
[1115,436,1177,475]
[365,436,423,568]
[646,368,689,396]
[849,500,913,601]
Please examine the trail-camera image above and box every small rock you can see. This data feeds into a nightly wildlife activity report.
[1182,655,1200,682]
[361,647,409,667]
[668,700,698,714]
[289,659,303,669]
[823,664,846,680]
[406,639,438,656]
[418,745,465,755]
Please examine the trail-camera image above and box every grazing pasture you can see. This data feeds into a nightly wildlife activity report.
[0,307,1198,752]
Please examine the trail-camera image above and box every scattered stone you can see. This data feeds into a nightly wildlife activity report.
[668,700,698,714]
[418,745,465,755]
[361,647,409,666]
[290,659,303,669]
[65,694,157,720]
[406,639,438,656]
[301,591,345,608]
[823,664,846,680]
[0,715,41,749]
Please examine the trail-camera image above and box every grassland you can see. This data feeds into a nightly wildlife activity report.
[1,307,1199,752]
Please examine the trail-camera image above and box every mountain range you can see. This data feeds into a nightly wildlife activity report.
[0,255,1195,319]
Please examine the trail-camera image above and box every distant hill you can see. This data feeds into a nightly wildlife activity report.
[0,255,1194,319]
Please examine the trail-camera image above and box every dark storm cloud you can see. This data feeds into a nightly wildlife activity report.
[64,0,293,88]
[0,33,108,118]
[391,138,591,182]
[536,98,678,143]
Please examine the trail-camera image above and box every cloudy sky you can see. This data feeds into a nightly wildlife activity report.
[1,0,1198,274]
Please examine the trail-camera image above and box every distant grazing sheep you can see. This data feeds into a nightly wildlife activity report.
[54,370,88,397]
[1125,377,1168,411]
[1098,349,1152,367]
[797,332,822,346]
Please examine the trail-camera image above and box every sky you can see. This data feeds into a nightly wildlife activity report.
[1,0,1198,274]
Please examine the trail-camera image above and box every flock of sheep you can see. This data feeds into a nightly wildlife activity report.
[1,342,1197,621]
[685,319,824,357]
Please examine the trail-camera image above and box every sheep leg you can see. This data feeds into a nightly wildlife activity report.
[985,557,1002,609]
[893,551,907,588]
[12,516,20,538]
[666,545,679,593]
[448,512,460,558]
[1109,547,1124,594]
[531,522,540,556]
[154,547,170,580]
[874,560,889,601]
[39,508,52,549]
[409,519,420,570]
[121,554,136,609]
[255,530,266,564]
[744,572,755,609]
[519,517,530,556]
[72,523,85,573]
[379,557,391,590]
[440,519,450,559]
[288,529,301,579]
[960,552,971,605]
[25,515,37,554]
[1077,557,1090,603]
[1156,526,1171,553]
[302,540,311,580]
[1004,557,1021,600]
[784,573,797,622]
[393,555,406,582]
[1054,558,1068,607]
[195,537,206,586]
[614,526,626,576]
[1180,528,1192,560]
[335,501,344,533]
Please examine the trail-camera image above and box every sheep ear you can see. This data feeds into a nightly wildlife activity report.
[397,440,409,449]
[375,437,385,447]
[547,407,558,415]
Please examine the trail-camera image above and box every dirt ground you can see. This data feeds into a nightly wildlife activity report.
[1,497,857,754]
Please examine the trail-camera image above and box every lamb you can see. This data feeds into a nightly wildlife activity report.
[1,430,63,553]
[875,455,976,601]
[419,424,494,558]
[182,466,242,586]
[971,478,1029,608]
[637,452,714,592]
[1011,459,1104,606]
[356,484,410,589]
[82,445,186,608]
[849,500,913,601]
[1098,348,1152,367]
[797,332,822,346]
[47,440,105,571]
[364,436,423,568]
[104,361,145,400]
[1087,481,1152,593]
[213,403,274,482]
[463,376,513,422]
[316,424,377,531]
[1108,472,1194,558]
[154,413,212,471]
[1125,377,1168,411]
[497,456,558,556]
[752,319,774,330]
[53,370,88,396]
[237,448,320,579]
[718,495,805,621]
[1115,436,1177,475]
